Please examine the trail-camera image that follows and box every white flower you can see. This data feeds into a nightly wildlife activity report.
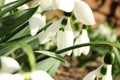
[73,29,90,56]
[30,70,54,80]
[0,73,14,80]
[56,18,74,55]
[29,13,46,36]
[38,17,63,44]
[0,56,21,73]
[17,4,46,36]
[83,64,112,80]
[39,0,95,25]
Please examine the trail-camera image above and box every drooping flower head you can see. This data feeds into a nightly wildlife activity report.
[73,29,90,56]
[39,0,95,25]
[83,53,115,80]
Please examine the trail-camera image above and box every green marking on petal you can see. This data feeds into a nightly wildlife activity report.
[59,27,64,32]
[104,53,115,64]
[100,66,107,75]
[98,77,102,80]
[64,12,72,17]
[61,18,68,25]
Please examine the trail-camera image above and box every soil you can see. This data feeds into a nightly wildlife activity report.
[53,56,102,80]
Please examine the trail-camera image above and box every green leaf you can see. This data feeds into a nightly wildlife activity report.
[0,36,37,56]
[0,44,19,56]
[35,51,66,62]
[48,60,61,76]
[1,22,29,43]
[36,58,57,71]
[0,0,31,16]
[0,0,4,6]
[0,6,38,38]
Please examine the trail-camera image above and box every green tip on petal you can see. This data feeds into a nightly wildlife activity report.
[61,18,68,25]
[64,12,72,17]
[100,66,107,75]
[104,53,115,65]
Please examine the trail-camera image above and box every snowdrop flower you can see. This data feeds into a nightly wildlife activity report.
[73,29,90,56]
[38,17,74,55]
[29,70,54,80]
[29,13,46,36]
[83,64,112,80]
[0,56,21,73]
[18,3,46,36]
[38,17,64,44]
[56,18,74,55]
[39,0,95,25]
[83,53,114,80]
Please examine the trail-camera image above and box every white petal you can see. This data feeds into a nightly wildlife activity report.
[38,17,63,44]
[13,74,24,80]
[83,66,102,80]
[102,65,112,80]
[57,18,74,55]
[40,0,57,11]
[73,35,82,56]
[73,29,90,56]
[0,73,14,80]
[0,57,21,73]
[55,0,74,12]
[30,70,54,80]
[29,13,46,36]
[73,0,95,25]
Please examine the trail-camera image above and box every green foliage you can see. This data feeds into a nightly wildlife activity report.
[0,6,38,38]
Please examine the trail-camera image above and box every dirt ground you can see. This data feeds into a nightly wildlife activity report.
[53,56,120,80]
[53,56,102,80]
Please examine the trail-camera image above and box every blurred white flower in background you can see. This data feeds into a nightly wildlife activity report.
[0,56,54,80]
[0,56,21,73]
[73,29,90,56]
[30,70,54,80]
[99,24,117,42]
[0,73,14,80]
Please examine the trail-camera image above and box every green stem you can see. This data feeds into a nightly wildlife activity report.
[18,41,36,71]
[55,41,117,54]
[37,41,120,61]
